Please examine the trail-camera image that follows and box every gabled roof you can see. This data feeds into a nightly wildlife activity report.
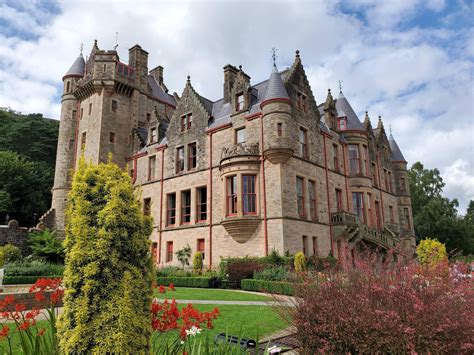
[64,54,85,78]
[261,65,290,105]
[389,133,407,162]
[335,91,365,130]
[147,76,177,106]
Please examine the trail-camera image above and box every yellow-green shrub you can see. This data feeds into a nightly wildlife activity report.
[57,158,153,353]
[193,251,203,274]
[294,252,306,273]
[0,244,22,266]
[416,238,447,267]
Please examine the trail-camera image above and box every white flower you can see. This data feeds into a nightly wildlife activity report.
[185,326,202,337]
[180,341,184,345]
[267,345,282,354]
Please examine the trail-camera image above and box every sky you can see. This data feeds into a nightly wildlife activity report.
[0,0,473,213]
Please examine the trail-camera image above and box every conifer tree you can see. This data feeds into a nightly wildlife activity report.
[57,158,153,353]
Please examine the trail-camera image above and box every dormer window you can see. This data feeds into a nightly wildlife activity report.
[297,92,307,112]
[181,113,192,132]
[338,117,347,130]
[150,127,157,143]
[236,93,244,111]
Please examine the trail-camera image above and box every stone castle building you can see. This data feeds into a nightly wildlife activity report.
[43,41,416,266]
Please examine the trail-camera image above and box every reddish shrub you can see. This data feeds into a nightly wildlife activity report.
[286,253,474,353]
[224,258,267,286]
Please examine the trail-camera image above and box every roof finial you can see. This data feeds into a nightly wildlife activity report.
[239,65,242,71]
[113,32,119,50]
[187,75,191,82]
[271,47,277,66]
[79,42,83,55]
[338,80,343,93]
[295,49,300,58]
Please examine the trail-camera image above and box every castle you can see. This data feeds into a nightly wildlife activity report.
[43,41,416,266]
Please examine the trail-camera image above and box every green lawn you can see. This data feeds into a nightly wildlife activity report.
[154,287,271,301]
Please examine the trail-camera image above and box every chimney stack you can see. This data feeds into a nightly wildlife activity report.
[150,65,164,85]
[223,64,238,103]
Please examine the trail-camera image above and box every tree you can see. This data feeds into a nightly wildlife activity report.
[57,158,154,353]
[408,162,474,255]
[176,244,191,269]
[0,150,51,226]
[27,229,65,263]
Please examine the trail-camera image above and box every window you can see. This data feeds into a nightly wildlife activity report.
[111,100,117,113]
[88,103,92,115]
[150,128,157,143]
[143,198,151,216]
[151,242,157,263]
[404,208,411,229]
[302,235,308,255]
[363,145,369,176]
[312,237,318,256]
[296,177,305,218]
[181,113,192,131]
[277,123,282,137]
[375,201,381,229]
[236,92,244,111]
[80,108,83,119]
[299,128,308,158]
[188,143,197,170]
[333,144,339,171]
[352,192,364,223]
[166,193,176,226]
[389,205,394,223]
[338,117,347,130]
[81,132,86,150]
[235,128,246,144]
[226,176,237,216]
[66,81,70,93]
[109,132,115,144]
[242,175,256,215]
[181,190,191,224]
[146,113,151,122]
[388,171,393,193]
[384,169,389,192]
[72,110,77,120]
[336,188,343,212]
[197,238,205,260]
[196,187,207,221]
[308,180,317,220]
[148,156,156,181]
[166,241,173,262]
[176,147,184,173]
[372,162,378,187]
[367,193,374,227]
[400,177,406,193]
[297,92,307,112]
[348,145,360,174]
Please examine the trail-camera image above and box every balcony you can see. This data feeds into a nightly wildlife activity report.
[219,143,260,172]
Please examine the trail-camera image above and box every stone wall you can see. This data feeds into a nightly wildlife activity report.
[0,220,34,256]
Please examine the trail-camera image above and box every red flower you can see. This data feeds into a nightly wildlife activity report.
[0,325,9,339]
[37,328,46,337]
[51,289,64,305]
[35,292,45,302]
[15,303,26,312]
[169,282,175,291]
[159,285,166,294]
[18,321,31,331]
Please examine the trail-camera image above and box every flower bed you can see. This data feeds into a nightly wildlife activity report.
[241,279,295,296]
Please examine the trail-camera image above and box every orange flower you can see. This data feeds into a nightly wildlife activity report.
[37,328,46,337]
[18,321,31,331]
[35,292,45,302]
[0,325,9,338]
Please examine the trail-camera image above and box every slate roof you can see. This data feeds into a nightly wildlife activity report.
[64,54,85,77]
[335,91,365,130]
[389,133,407,162]
[147,76,177,106]
[261,65,290,104]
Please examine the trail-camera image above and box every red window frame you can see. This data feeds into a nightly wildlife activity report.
[148,156,156,181]
[197,238,205,260]
[181,190,191,224]
[296,177,305,218]
[166,193,176,226]
[299,128,308,158]
[236,93,244,111]
[277,123,282,137]
[188,143,197,170]
[348,145,360,175]
[338,117,347,130]
[176,147,184,173]
[242,175,256,215]
[333,144,339,171]
[143,198,151,216]
[336,188,343,212]
[352,192,365,223]
[308,180,317,221]
[166,241,173,262]
[196,187,207,222]
[226,176,237,216]
[187,113,193,129]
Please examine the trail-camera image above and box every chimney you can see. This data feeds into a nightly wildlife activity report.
[223,64,238,103]
[150,65,164,85]
[128,44,148,81]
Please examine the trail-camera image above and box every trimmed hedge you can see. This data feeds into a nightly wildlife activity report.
[156,276,219,288]
[3,275,59,285]
[241,279,295,296]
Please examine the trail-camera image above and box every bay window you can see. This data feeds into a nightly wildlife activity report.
[242,175,256,215]
[226,176,237,216]
[349,145,360,174]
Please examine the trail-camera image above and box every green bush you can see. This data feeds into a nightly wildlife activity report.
[193,252,203,274]
[57,158,154,353]
[306,254,338,272]
[27,229,64,263]
[253,266,290,282]
[156,276,219,288]
[3,275,59,285]
[294,252,306,273]
[241,279,295,296]
[4,260,64,276]
[0,244,22,266]
[156,266,191,277]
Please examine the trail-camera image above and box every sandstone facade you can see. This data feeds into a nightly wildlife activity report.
[45,42,416,266]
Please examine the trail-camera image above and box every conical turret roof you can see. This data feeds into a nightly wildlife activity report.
[335,91,365,130]
[389,133,407,162]
[261,65,289,106]
[63,54,85,79]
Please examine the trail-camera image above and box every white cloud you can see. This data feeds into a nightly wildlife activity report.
[0,0,472,211]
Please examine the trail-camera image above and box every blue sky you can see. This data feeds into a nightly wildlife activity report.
[0,0,472,212]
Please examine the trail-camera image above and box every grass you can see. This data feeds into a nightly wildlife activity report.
[154,287,271,301]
